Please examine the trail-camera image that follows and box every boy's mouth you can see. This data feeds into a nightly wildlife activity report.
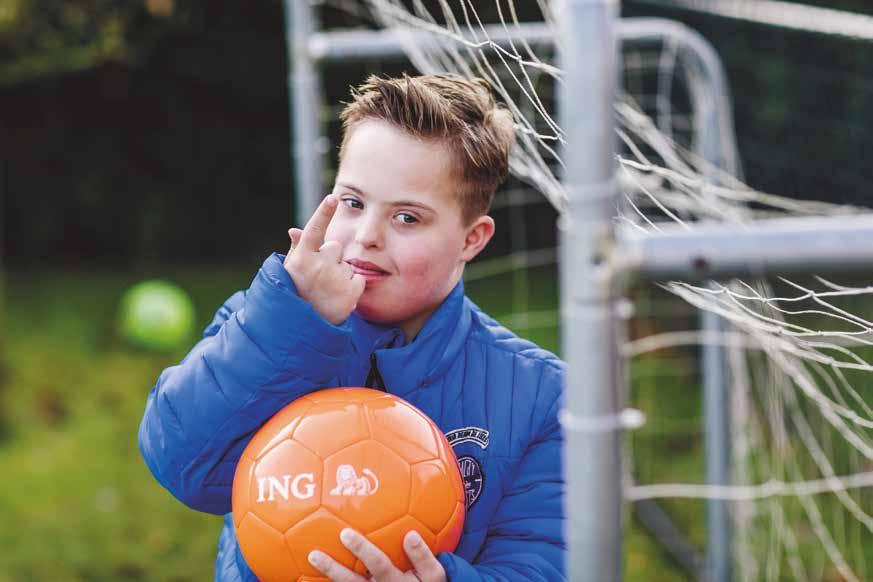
[346,258,390,277]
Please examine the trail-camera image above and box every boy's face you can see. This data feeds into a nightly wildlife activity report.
[325,119,493,340]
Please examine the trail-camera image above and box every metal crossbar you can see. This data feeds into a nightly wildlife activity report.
[621,214,873,280]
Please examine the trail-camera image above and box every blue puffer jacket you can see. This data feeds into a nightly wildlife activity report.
[139,253,565,581]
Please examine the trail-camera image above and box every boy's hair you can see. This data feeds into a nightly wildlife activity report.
[339,73,516,226]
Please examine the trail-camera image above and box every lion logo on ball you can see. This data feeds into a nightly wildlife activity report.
[329,464,380,496]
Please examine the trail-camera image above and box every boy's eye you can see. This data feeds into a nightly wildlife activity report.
[396,212,418,225]
[342,198,363,210]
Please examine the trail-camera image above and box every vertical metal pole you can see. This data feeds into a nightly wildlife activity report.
[558,1,623,581]
[703,311,731,582]
[284,0,325,224]
[693,48,735,582]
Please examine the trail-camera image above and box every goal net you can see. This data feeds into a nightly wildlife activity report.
[313,1,873,580]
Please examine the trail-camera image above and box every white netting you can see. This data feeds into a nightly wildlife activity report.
[316,1,873,579]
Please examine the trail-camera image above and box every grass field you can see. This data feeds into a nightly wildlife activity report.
[1,261,695,581]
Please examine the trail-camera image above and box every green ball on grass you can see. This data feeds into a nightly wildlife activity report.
[119,280,196,351]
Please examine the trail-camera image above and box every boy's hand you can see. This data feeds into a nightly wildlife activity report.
[308,529,447,582]
[284,195,366,325]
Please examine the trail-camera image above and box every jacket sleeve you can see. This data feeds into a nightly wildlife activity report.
[138,253,353,515]
[437,363,566,581]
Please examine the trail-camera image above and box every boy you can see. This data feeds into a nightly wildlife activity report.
[139,74,565,581]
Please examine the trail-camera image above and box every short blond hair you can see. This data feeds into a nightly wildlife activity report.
[339,74,515,225]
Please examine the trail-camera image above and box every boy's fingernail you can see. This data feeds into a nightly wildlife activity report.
[340,528,356,546]
[308,551,324,567]
[407,531,423,547]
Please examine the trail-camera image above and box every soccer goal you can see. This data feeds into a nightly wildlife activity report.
[285,1,873,581]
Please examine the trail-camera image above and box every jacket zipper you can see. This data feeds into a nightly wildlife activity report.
[365,352,387,392]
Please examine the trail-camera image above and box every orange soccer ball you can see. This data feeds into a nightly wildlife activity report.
[232,388,466,582]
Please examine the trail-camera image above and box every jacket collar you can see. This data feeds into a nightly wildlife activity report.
[349,279,471,397]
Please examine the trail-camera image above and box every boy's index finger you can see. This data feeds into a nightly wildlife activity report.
[299,194,339,251]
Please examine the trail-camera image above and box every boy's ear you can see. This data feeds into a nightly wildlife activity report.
[460,215,495,263]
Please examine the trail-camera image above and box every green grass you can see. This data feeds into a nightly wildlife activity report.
[0,266,255,581]
[1,264,695,581]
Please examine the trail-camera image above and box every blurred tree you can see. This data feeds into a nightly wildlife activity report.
[1,1,294,268]
[1,0,139,85]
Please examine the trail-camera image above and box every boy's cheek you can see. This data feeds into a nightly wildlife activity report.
[323,216,350,244]
[391,264,426,292]
[396,250,437,278]
[322,226,342,244]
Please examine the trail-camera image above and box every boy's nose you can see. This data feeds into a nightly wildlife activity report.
[354,216,383,249]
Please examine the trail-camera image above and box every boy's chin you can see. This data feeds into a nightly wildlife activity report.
[353,304,395,324]
[353,300,407,327]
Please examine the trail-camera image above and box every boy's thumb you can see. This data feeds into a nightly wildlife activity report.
[288,228,303,250]
[351,273,366,297]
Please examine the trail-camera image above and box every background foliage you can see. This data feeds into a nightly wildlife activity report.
[2,0,292,267]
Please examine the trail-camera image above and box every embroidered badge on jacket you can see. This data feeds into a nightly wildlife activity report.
[457,456,484,509]
[445,426,489,449]
[445,426,488,509]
